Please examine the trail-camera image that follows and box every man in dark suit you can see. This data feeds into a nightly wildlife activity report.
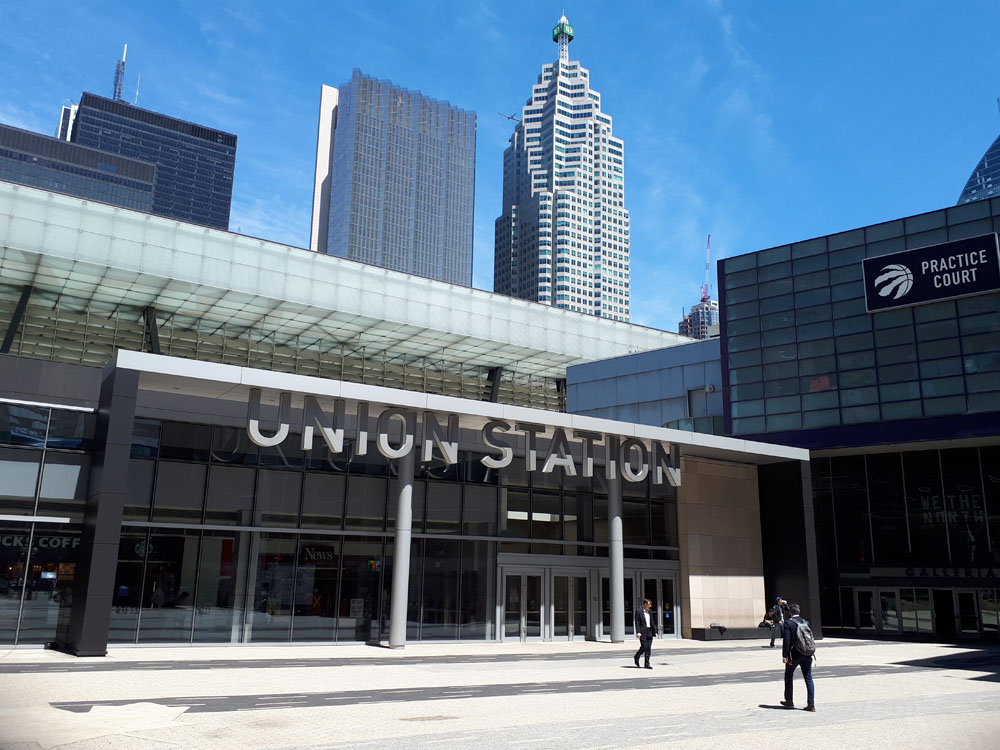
[633,598,655,669]
[780,603,816,712]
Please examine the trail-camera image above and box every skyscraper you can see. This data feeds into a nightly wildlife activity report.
[68,92,237,230]
[678,299,719,340]
[0,123,155,212]
[957,132,1000,205]
[494,16,631,321]
[310,70,476,286]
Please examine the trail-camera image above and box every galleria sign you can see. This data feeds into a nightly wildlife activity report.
[246,389,680,486]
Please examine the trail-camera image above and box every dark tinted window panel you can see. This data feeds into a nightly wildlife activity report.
[764,395,800,414]
[727,318,760,336]
[916,319,959,342]
[724,253,756,272]
[131,418,160,458]
[833,297,867,318]
[159,422,211,461]
[837,332,874,353]
[259,434,305,468]
[964,332,1000,355]
[766,413,801,431]
[920,377,965,398]
[764,378,798,397]
[918,339,961,360]
[726,286,758,304]
[963,352,1000,374]
[731,400,764,417]
[46,410,96,450]
[841,381,876,402]
[732,417,765,434]
[875,327,915,348]
[838,368,878,388]
[872,308,913,330]
[865,453,909,565]
[958,314,999,336]
[191,530,247,642]
[881,401,923,420]
[923,396,966,417]
[799,356,837,377]
[124,459,155,521]
[829,264,862,284]
[0,403,47,447]
[756,261,790,282]
[957,292,1000,316]
[803,409,840,428]
[731,383,763,401]
[725,269,757,288]
[831,455,872,569]
[969,392,1000,412]
[204,465,256,525]
[793,254,828,274]
[878,363,918,384]
[151,462,206,523]
[880,382,921,402]
[758,294,793,314]
[728,350,762,367]
[841,405,880,424]
[797,322,833,341]
[802,391,840,411]
[923,358,964,378]
[834,315,872,336]
[879,344,917,366]
[761,328,795,347]
[425,482,461,534]
[792,237,826,258]
[727,300,760,320]
[759,278,792,297]
[210,426,259,466]
[730,366,763,384]
[904,210,946,233]
[794,270,830,291]
[913,300,956,323]
[762,344,796,364]
[763,361,797,380]
[756,245,790,265]
[300,473,346,529]
[760,311,795,331]
[838,353,876,372]
[463,486,497,536]
[345,475,386,531]
[828,245,865,266]
[801,374,837,396]
[796,305,833,325]
[797,339,836,358]
[795,288,831,307]
[727,333,761,352]
[966,373,1000,393]
[902,451,948,565]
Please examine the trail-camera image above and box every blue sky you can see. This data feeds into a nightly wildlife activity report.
[2,1,999,330]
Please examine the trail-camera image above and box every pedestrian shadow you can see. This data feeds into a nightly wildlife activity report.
[758,704,795,710]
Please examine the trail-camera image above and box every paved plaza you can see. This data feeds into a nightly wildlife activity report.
[0,637,997,749]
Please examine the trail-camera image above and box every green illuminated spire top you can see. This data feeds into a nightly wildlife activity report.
[553,15,574,61]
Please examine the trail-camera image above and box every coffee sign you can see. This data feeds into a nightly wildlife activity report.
[862,233,1000,313]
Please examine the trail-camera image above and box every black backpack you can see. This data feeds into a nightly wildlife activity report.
[792,616,816,657]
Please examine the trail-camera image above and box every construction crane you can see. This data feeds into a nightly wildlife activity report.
[700,234,712,304]
[498,112,522,123]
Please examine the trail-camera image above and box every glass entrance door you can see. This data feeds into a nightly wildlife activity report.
[643,575,680,638]
[502,572,542,642]
[552,574,588,640]
[601,574,636,639]
[855,588,877,631]
[956,590,980,638]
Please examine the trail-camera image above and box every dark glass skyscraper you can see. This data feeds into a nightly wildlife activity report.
[0,123,155,211]
[70,93,237,230]
[958,133,1000,205]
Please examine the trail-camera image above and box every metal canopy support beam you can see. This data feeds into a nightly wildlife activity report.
[1,285,32,354]
[486,366,503,402]
[143,307,161,355]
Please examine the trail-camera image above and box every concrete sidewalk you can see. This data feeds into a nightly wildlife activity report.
[0,638,997,749]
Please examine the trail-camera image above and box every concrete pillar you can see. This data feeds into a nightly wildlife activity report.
[608,472,625,643]
[388,446,415,648]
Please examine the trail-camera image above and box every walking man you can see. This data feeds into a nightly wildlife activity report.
[768,596,788,647]
[780,603,816,712]
[633,598,655,669]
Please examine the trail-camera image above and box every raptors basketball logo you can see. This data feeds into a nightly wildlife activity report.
[873,263,914,299]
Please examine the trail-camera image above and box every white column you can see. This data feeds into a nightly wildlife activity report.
[388,447,416,648]
[608,473,625,643]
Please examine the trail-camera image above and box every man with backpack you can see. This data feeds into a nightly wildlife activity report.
[780,603,816,712]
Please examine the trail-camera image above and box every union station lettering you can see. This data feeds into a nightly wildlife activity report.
[246,388,681,486]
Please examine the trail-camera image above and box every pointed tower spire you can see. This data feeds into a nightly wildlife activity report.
[552,15,574,62]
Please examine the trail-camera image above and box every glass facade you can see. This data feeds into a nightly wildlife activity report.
[958,133,1000,205]
[325,71,476,286]
[812,448,1000,639]
[0,123,154,211]
[0,402,95,645]
[71,93,236,230]
[721,200,1000,437]
[107,418,679,644]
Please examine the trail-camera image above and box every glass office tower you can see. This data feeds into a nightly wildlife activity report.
[70,92,236,230]
[958,133,1000,205]
[719,198,1000,640]
[0,124,154,212]
[314,71,476,286]
[495,16,632,321]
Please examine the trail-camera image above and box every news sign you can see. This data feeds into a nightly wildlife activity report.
[862,233,1000,313]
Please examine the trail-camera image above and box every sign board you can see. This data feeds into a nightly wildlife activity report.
[862,233,1000,313]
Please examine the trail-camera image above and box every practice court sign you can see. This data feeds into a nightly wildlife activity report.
[862,233,1000,313]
